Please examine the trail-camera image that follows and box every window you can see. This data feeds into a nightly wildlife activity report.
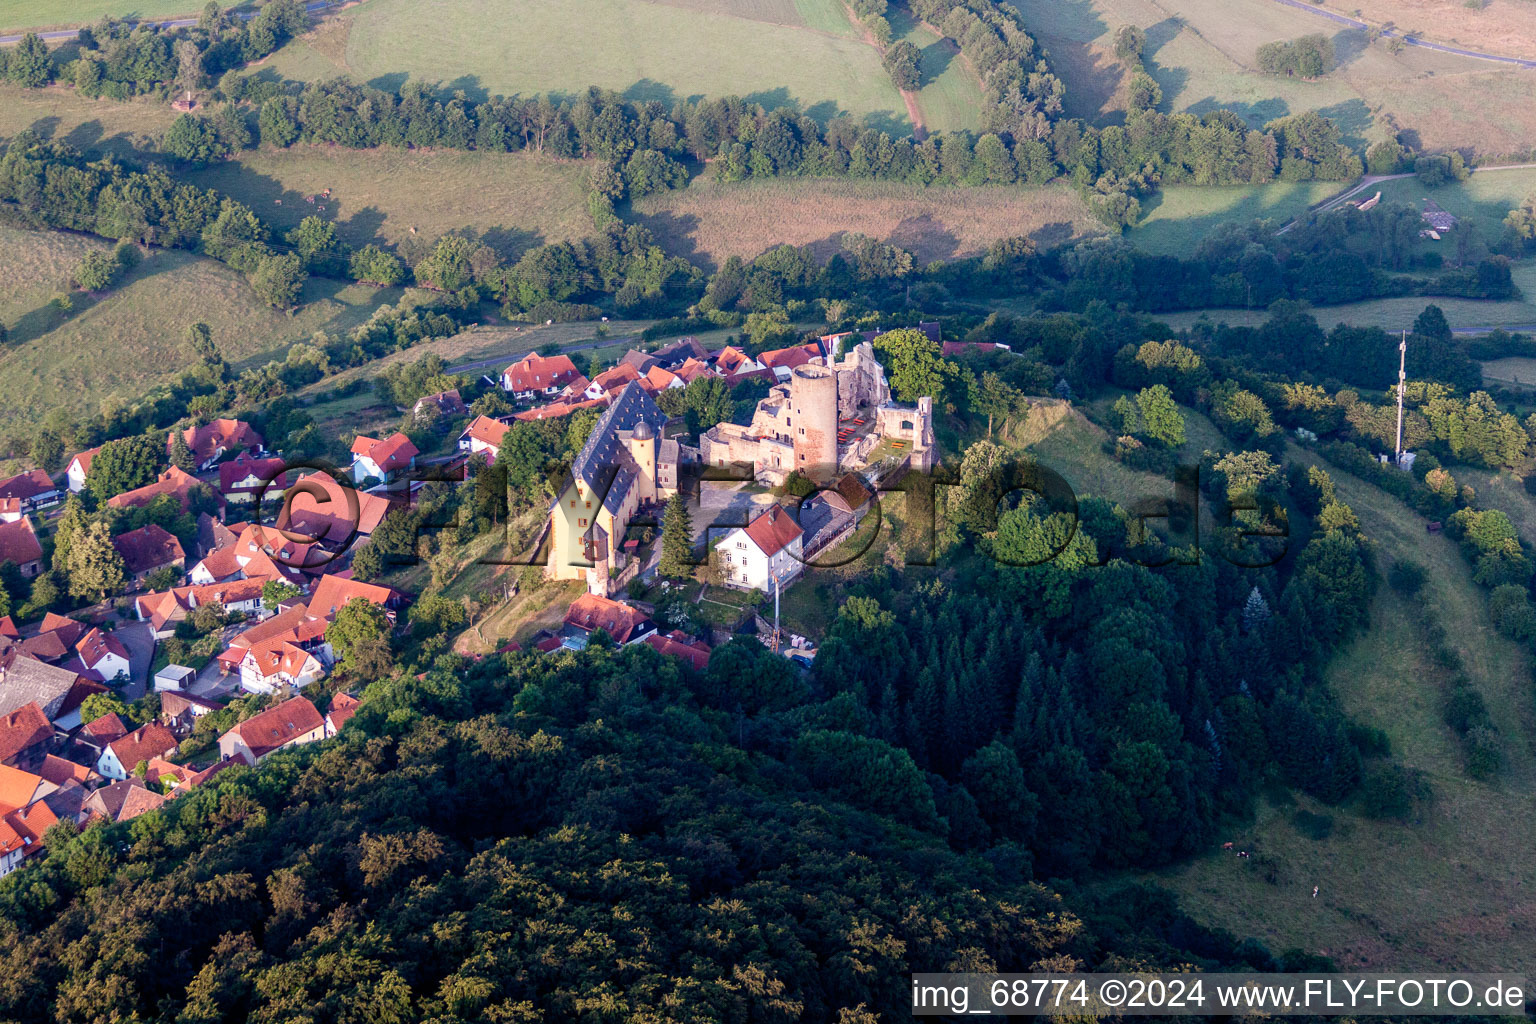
[736,542,746,549]
[585,500,592,509]
[799,428,805,435]
[579,518,588,527]
[570,499,577,507]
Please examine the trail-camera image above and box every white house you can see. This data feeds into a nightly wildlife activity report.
[458,416,511,461]
[239,641,326,695]
[75,628,131,684]
[718,504,804,592]
[502,353,578,399]
[350,432,419,485]
[65,447,102,494]
[95,722,178,781]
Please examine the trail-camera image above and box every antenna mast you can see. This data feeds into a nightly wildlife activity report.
[773,571,781,654]
[1395,329,1407,464]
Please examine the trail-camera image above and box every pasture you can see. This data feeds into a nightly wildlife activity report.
[1155,261,1536,332]
[1131,180,1340,253]
[267,0,912,130]
[1310,0,1536,59]
[889,8,985,134]
[1367,167,1536,241]
[0,223,407,436]
[1007,0,1536,156]
[632,173,1102,267]
[1148,447,1536,971]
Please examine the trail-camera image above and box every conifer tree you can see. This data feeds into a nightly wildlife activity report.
[658,492,693,578]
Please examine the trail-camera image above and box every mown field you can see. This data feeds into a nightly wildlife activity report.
[1149,447,1536,972]
[1367,166,1536,241]
[1311,0,1536,58]
[632,172,1103,266]
[261,0,912,130]
[888,7,985,134]
[1007,0,1536,156]
[0,0,223,31]
[1131,180,1340,253]
[0,223,407,437]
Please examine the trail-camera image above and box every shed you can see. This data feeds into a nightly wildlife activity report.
[153,665,197,693]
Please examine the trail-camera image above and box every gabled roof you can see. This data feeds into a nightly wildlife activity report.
[175,418,262,464]
[642,631,712,672]
[81,712,129,745]
[758,342,821,372]
[2,799,57,857]
[834,473,873,511]
[278,473,398,543]
[0,616,17,641]
[713,346,758,374]
[158,689,223,718]
[0,652,85,720]
[742,504,803,558]
[327,692,360,732]
[0,469,57,502]
[461,415,511,450]
[350,433,418,475]
[642,365,680,392]
[0,517,42,567]
[652,337,709,366]
[107,467,200,510]
[218,452,290,495]
[673,357,719,384]
[307,574,395,620]
[503,352,578,392]
[590,362,643,395]
[36,753,93,787]
[83,778,164,822]
[0,763,46,813]
[413,388,466,416]
[243,640,321,680]
[619,349,659,374]
[67,446,103,477]
[225,696,324,759]
[0,703,52,763]
[563,594,652,644]
[111,523,185,575]
[512,397,606,422]
[105,722,177,770]
[225,603,328,654]
[75,628,130,673]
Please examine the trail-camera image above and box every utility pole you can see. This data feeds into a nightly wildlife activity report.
[772,570,781,654]
[1395,329,1407,465]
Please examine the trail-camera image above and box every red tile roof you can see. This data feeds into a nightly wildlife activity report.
[758,342,822,371]
[0,616,17,640]
[67,446,102,478]
[461,415,511,450]
[512,398,606,422]
[36,753,92,787]
[111,523,185,575]
[713,346,757,374]
[75,628,130,673]
[105,722,177,771]
[327,692,360,732]
[0,517,42,567]
[226,696,324,760]
[590,363,642,396]
[0,470,56,502]
[350,432,419,476]
[107,467,200,510]
[2,799,57,859]
[218,452,290,496]
[0,703,52,763]
[563,594,652,644]
[503,353,578,392]
[307,574,396,620]
[173,418,263,464]
[642,631,712,672]
[81,713,129,745]
[743,504,803,558]
[0,764,44,813]
[277,473,398,543]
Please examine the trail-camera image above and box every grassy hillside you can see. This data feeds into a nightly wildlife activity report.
[0,0,222,31]
[1131,180,1340,253]
[1006,0,1536,156]
[1147,447,1536,971]
[0,224,408,436]
[632,172,1103,266]
[261,0,912,130]
[1368,168,1536,240]
[889,8,986,134]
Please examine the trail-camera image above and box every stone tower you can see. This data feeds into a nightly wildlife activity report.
[789,364,838,482]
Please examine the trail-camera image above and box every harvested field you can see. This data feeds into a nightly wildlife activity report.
[632,176,1102,266]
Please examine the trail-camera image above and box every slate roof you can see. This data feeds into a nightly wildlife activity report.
[0,653,85,720]
[562,382,668,517]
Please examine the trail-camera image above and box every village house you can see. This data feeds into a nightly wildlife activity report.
[135,577,266,636]
[0,765,58,877]
[718,504,805,592]
[412,388,468,421]
[218,452,290,506]
[95,721,178,781]
[65,446,103,494]
[0,470,61,514]
[325,692,360,736]
[213,602,331,693]
[561,593,657,648]
[642,630,712,672]
[307,573,401,621]
[458,415,511,461]
[188,523,312,586]
[512,396,606,422]
[350,432,420,486]
[0,703,54,770]
[217,696,325,766]
[274,472,399,554]
[502,352,579,399]
[172,418,264,472]
[0,651,90,724]
[72,628,132,685]
[111,524,186,586]
[80,778,165,824]
[157,689,222,736]
[143,755,236,796]
[107,466,201,511]
[0,517,43,577]
[79,712,128,748]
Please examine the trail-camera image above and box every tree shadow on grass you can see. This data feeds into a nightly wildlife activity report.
[1318,98,1374,152]
[887,214,960,263]
[1332,28,1372,71]
[627,209,710,269]
[1185,96,1291,129]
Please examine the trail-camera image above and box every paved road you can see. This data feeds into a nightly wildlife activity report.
[1,0,338,44]
[114,620,157,703]
[1277,163,1536,235]
[1266,0,1536,68]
